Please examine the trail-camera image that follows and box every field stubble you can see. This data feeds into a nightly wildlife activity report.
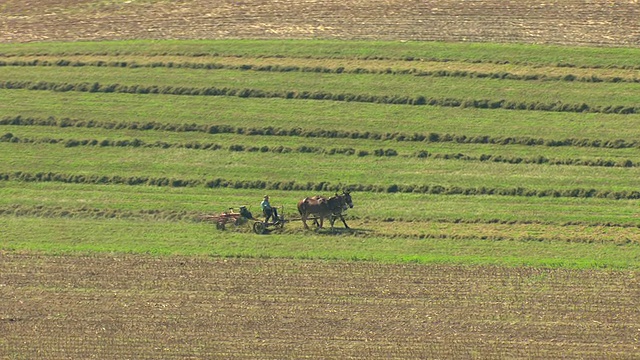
[1,254,639,359]
[1,0,639,47]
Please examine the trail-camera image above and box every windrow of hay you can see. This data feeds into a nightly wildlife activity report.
[2,59,640,82]
[2,132,639,168]
[3,116,638,149]
[2,80,638,114]
[3,171,640,200]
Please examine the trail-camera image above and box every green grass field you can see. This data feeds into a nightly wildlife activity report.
[2,39,640,269]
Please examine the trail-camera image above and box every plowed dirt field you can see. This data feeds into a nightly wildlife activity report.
[1,0,639,46]
[2,254,639,358]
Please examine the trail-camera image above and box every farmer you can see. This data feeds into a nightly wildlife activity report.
[260,195,279,223]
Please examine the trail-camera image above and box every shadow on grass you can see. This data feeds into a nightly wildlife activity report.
[310,227,373,235]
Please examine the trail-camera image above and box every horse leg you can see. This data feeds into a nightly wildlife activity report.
[301,215,310,230]
[339,214,349,229]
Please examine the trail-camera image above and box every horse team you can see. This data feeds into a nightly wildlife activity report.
[297,191,353,231]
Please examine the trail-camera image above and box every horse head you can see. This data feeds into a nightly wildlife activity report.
[337,190,353,211]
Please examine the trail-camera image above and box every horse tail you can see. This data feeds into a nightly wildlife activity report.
[298,198,309,217]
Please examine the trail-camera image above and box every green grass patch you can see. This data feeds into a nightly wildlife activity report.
[2,216,638,269]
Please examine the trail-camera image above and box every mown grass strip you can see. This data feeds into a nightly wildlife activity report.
[4,121,640,166]
[3,140,640,192]
[3,183,639,227]
[1,63,639,112]
[2,89,638,142]
[5,112,640,167]
[3,131,639,169]
[3,115,639,149]
[2,171,640,200]
[3,204,639,244]
[4,142,640,194]
[2,79,638,115]
[2,39,640,69]
[2,216,638,269]
[0,204,198,222]
[2,58,639,84]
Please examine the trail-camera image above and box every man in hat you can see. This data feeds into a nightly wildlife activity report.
[260,195,279,223]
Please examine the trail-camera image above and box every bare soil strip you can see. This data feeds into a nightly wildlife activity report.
[2,0,639,46]
[1,253,638,359]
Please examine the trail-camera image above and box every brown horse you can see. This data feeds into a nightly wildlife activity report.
[297,191,353,230]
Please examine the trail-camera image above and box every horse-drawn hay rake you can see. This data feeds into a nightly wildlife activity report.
[200,209,245,231]
[200,206,285,234]
[201,191,353,234]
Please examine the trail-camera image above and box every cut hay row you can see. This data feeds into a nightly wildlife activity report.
[3,171,640,200]
[3,115,639,149]
[3,58,640,83]
[2,89,638,142]
[4,138,640,195]
[3,132,640,169]
[4,46,640,69]
[2,79,639,114]
[7,115,638,167]
[2,53,640,111]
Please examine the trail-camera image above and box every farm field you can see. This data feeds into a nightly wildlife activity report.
[2,0,640,358]
[2,39,640,358]
[2,254,639,359]
[1,0,639,46]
